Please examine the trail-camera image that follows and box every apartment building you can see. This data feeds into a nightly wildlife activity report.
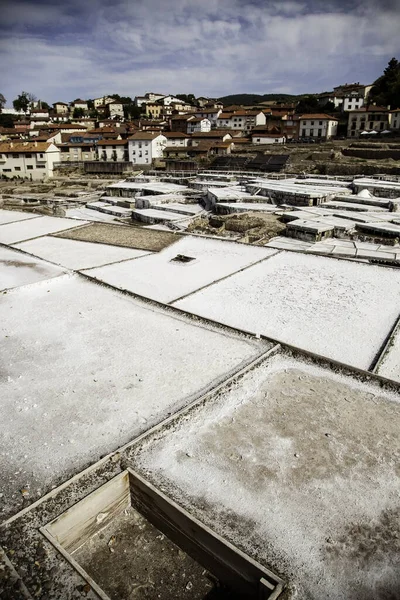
[128,132,167,165]
[347,107,390,137]
[96,139,128,161]
[299,114,338,139]
[0,141,60,179]
[187,118,211,134]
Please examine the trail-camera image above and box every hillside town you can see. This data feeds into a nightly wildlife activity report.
[1,62,400,181]
[1,58,400,600]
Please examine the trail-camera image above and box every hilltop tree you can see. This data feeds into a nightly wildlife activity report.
[123,104,142,120]
[0,93,6,110]
[13,91,37,112]
[110,94,133,104]
[369,57,400,109]
[295,96,320,114]
[176,94,196,105]
[73,107,85,118]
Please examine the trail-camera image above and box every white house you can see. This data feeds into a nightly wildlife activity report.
[53,102,69,114]
[216,110,266,132]
[187,118,211,134]
[193,108,222,126]
[163,132,191,146]
[128,132,167,165]
[1,107,27,116]
[389,110,400,130]
[96,140,128,161]
[347,107,390,137]
[342,93,364,112]
[108,102,124,119]
[251,132,286,144]
[93,96,114,109]
[299,114,338,139]
[159,95,183,106]
[30,107,49,118]
[71,99,88,111]
[0,141,60,180]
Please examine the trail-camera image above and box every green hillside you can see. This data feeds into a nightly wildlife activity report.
[217,93,303,106]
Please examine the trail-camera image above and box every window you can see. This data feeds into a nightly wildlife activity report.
[319,121,322,125]
[37,165,45,169]
[311,121,314,126]
[318,129,322,137]
[27,165,33,170]
[112,146,116,149]
[2,168,12,172]
[310,129,314,136]
[26,154,32,158]
[256,138,260,142]
[369,122,373,129]
[14,167,21,171]
[39,153,44,158]
[302,129,306,136]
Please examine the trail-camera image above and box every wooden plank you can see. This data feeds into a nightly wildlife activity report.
[45,471,130,553]
[128,468,284,598]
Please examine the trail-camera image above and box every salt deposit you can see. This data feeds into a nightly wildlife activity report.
[0,273,266,515]
[84,236,277,304]
[174,251,400,369]
[0,245,65,291]
[133,353,400,600]
[15,236,150,270]
[0,215,88,244]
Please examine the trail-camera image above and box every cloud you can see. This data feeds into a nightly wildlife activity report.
[0,0,399,103]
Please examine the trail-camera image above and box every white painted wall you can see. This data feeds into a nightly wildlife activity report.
[128,135,167,165]
[187,119,211,133]
[97,144,127,161]
[252,135,285,144]
[0,144,60,180]
[343,96,364,111]
[299,119,338,139]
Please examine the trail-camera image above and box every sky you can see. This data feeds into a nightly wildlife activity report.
[1,0,400,105]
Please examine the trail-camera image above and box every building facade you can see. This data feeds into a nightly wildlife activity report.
[216,110,266,133]
[128,132,167,165]
[299,114,338,139]
[347,107,390,137]
[0,141,60,179]
[96,140,128,161]
[187,118,211,134]
[390,110,400,130]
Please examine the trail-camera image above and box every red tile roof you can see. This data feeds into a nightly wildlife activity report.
[298,114,339,120]
[128,132,164,140]
[0,142,54,153]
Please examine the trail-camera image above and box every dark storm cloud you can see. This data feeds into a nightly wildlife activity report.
[0,0,399,103]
